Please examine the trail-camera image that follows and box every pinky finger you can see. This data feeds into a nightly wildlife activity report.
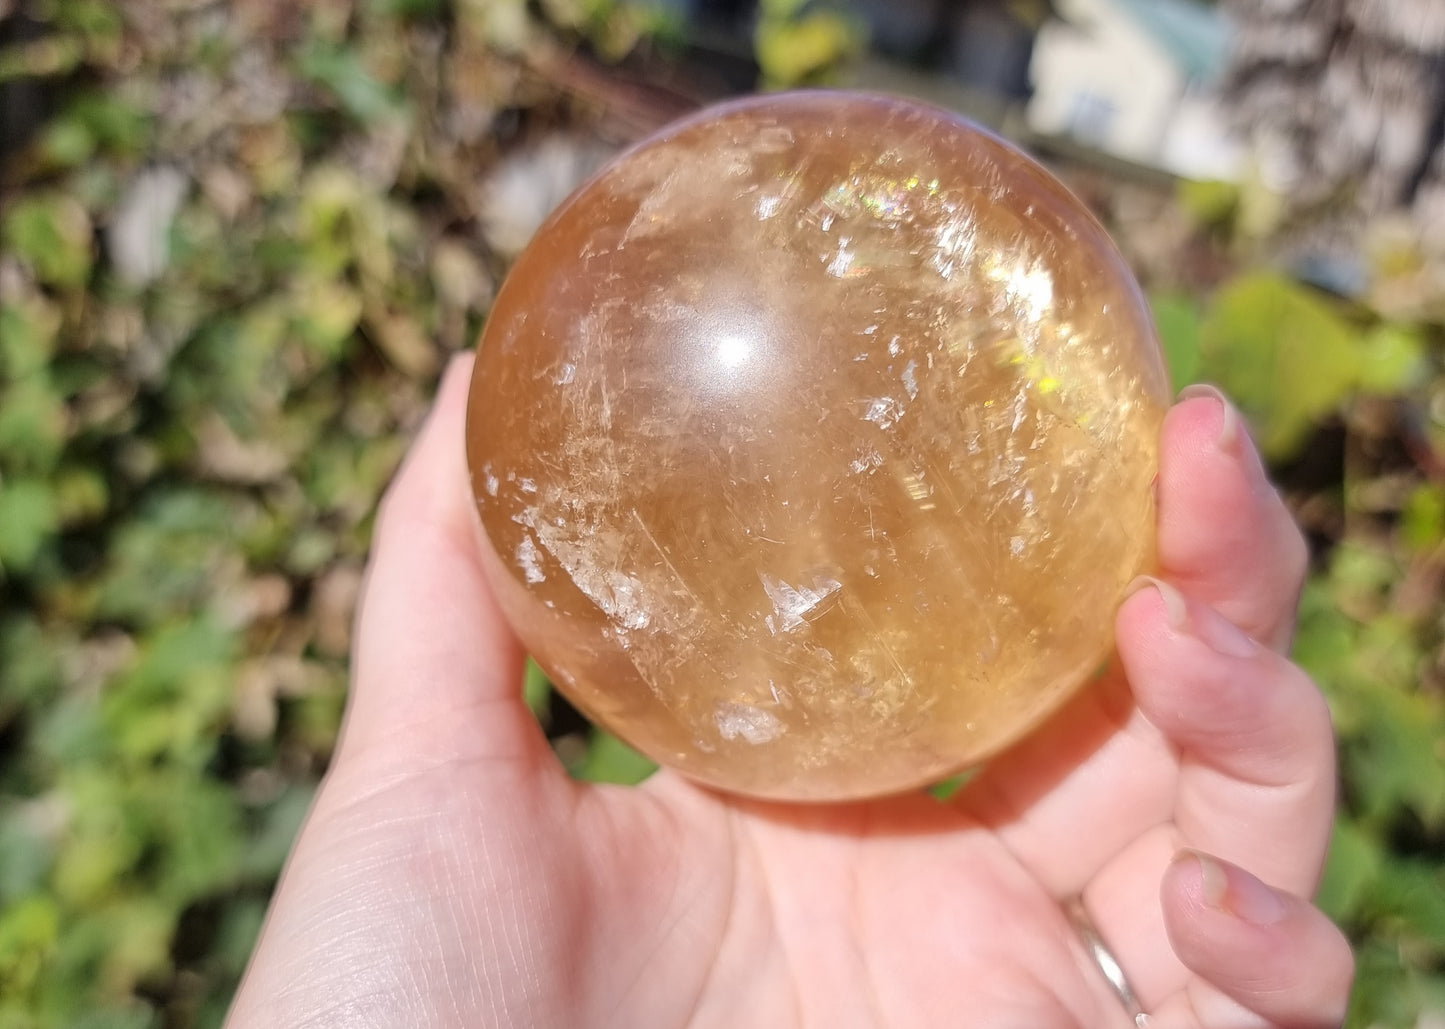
[1159,850,1353,1029]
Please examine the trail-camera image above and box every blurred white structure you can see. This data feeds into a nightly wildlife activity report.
[1027,0,1241,181]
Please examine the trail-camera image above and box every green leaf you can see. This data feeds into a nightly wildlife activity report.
[1316,818,1384,923]
[0,812,57,902]
[758,0,810,18]
[0,478,60,574]
[54,466,108,526]
[240,786,315,882]
[147,775,243,901]
[0,294,61,379]
[0,35,85,82]
[0,895,59,996]
[51,774,147,905]
[67,93,151,156]
[63,1009,156,1029]
[0,615,63,710]
[1345,939,1428,1028]
[755,11,861,87]
[40,94,151,168]
[84,900,174,1010]
[1197,273,1363,459]
[39,118,96,169]
[93,491,253,626]
[32,693,109,769]
[523,658,552,724]
[1149,291,1200,393]
[366,0,446,17]
[572,730,657,785]
[1401,484,1445,553]
[290,278,362,359]
[1368,858,1445,955]
[297,42,406,125]
[1175,177,1239,229]
[51,0,126,47]
[928,772,977,801]
[1344,677,1445,829]
[1,195,93,290]
[0,374,69,473]
[103,617,237,767]
[1358,323,1427,394]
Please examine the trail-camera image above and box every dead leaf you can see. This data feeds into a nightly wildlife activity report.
[233,655,329,740]
[310,561,363,658]
[362,302,440,377]
[195,412,291,484]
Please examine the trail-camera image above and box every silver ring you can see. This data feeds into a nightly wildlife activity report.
[1065,898,1149,1027]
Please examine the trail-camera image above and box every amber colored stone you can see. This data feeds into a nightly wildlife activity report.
[465,91,1170,801]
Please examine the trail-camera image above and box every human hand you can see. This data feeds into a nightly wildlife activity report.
[227,358,1351,1028]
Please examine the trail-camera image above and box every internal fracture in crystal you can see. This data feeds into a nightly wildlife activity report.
[466,91,1171,801]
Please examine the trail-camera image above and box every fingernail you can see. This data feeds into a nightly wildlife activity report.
[1192,603,1257,659]
[1177,383,1240,450]
[1177,849,1287,926]
[1122,577,1257,658]
[1123,575,1186,630]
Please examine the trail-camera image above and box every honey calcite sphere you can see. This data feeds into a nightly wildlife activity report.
[466,91,1170,801]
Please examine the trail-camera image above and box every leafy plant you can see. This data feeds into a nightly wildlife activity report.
[2,3,1443,1027]
[755,0,863,89]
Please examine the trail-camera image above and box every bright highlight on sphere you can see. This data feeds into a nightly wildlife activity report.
[466,91,1170,801]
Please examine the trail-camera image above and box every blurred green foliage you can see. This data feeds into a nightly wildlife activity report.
[755,0,863,89]
[1155,180,1445,1026]
[0,3,1442,1027]
[0,1,661,1023]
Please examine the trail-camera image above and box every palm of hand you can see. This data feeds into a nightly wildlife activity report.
[229,364,1349,1029]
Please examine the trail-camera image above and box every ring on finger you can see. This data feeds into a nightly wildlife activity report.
[1065,897,1149,1027]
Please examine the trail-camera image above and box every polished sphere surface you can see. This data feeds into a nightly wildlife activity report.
[466,91,1170,800]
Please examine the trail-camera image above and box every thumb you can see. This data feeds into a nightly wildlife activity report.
[338,354,549,778]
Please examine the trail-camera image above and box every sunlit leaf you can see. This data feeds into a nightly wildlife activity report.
[755,11,861,88]
[1401,484,1445,553]
[0,895,60,996]
[1149,291,1201,393]
[291,278,363,359]
[1197,273,1363,459]
[572,730,657,785]
[1175,177,1239,230]
[51,774,147,906]
[1358,323,1428,393]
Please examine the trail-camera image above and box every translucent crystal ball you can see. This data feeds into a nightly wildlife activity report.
[466,91,1170,801]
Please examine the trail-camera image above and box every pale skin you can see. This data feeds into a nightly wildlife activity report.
[228,357,1353,1028]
